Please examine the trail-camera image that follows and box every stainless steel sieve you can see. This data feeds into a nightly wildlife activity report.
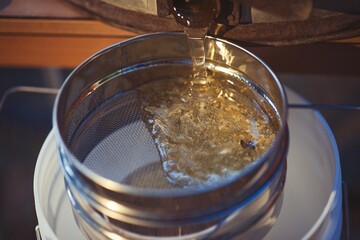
[53,32,288,239]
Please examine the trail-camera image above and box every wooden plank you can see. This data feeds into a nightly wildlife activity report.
[1,33,359,69]
[0,35,133,68]
[0,18,136,37]
[0,17,358,69]
[0,18,358,45]
[332,37,360,47]
[0,18,136,68]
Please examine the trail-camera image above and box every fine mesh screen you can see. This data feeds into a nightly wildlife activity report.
[68,87,178,190]
[83,120,175,189]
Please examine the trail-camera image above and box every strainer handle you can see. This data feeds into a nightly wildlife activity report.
[35,225,42,240]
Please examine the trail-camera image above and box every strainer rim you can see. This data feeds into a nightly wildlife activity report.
[53,32,288,197]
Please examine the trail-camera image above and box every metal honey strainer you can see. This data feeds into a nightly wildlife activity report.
[53,32,288,239]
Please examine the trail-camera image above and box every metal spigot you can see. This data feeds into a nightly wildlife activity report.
[161,0,313,36]
[167,0,216,28]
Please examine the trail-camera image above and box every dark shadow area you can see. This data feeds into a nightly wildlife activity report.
[0,68,70,240]
[0,0,11,10]
[248,43,360,77]
[314,0,360,14]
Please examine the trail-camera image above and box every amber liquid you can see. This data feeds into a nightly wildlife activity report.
[138,1,278,188]
[139,72,278,188]
[169,0,216,97]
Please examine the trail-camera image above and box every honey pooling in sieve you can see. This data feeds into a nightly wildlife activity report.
[138,70,279,188]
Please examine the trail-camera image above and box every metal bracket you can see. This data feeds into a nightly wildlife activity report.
[225,0,241,26]
[0,86,58,112]
[35,225,42,240]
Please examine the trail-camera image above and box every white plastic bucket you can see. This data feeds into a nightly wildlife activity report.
[34,88,342,240]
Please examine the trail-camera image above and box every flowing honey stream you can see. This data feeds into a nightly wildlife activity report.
[138,1,278,188]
